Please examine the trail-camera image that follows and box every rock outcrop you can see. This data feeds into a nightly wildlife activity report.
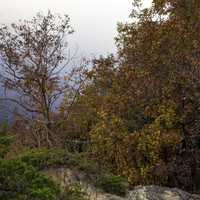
[44,168,200,200]
[128,185,200,200]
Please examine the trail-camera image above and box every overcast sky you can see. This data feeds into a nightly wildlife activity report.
[0,0,152,57]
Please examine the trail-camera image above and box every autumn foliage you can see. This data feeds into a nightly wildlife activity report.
[59,0,200,191]
[1,0,200,196]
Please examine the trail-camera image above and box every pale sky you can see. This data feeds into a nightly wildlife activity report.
[0,0,152,57]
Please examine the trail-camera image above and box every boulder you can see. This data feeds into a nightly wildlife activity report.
[128,185,200,200]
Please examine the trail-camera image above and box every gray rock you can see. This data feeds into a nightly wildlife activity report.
[127,185,200,200]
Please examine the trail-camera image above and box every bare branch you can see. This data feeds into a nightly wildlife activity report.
[0,97,42,113]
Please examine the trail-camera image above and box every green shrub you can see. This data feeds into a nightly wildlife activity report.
[62,183,89,200]
[19,148,69,170]
[95,174,129,196]
[0,123,13,159]
[0,159,59,200]
[19,149,100,177]
[68,152,100,174]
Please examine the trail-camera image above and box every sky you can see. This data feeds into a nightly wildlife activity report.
[0,0,152,57]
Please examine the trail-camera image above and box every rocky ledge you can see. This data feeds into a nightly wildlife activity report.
[126,185,200,200]
[45,168,200,200]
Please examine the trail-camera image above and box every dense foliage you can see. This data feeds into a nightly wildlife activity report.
[0,123,13,158]
[0,125,61,200]
[59,0,200,192]
[19,149,69,170]
[95,174,129,196]
[0,159,59,200]
[1,0,200,197]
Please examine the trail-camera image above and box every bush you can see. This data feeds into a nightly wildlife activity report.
[62,183,89,200]
[19,149,99,173]
[68,152,100,174]
[0,123,13,159]
[0,159,59,200]
[95,174,129,196]
[19,148,69,170]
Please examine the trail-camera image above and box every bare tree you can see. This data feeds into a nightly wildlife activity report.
[0,11,77,146]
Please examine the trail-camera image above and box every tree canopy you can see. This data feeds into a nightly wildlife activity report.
[1,0,200,196]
